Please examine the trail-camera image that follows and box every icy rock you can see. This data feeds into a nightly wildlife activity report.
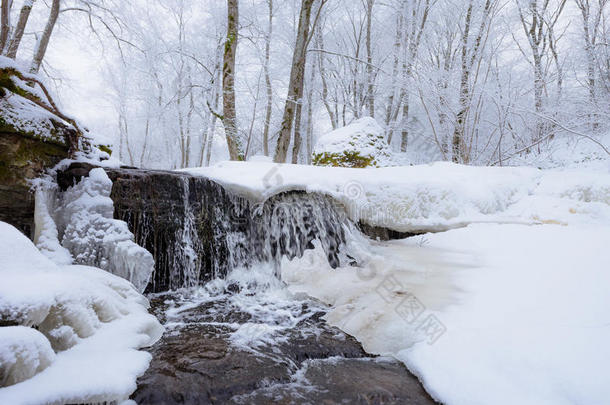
[0,327,56,387]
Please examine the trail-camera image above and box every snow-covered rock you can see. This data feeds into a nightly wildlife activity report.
[0,221,163,402]
[312,117,393,168]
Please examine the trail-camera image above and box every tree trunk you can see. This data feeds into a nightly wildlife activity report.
[365,0,375,117]
[400,96,409,152]
[6,1,35,59]
[262,0,273,156]
[0,0,11,53]
[291,65,308,164]
[305,57,316,163]
[273,0,317,163]
[31,0,60,74]
[206,69,222,166]
[222,0,243,160]
[291,98,304,164]
[452,1,473,163]
[315,26,337,129]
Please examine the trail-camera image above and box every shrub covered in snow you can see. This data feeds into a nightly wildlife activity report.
[312,117,392,168]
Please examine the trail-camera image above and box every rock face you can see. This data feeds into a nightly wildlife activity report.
[58,163,349,293]
[0,132,70,237]
[132,291,437,405]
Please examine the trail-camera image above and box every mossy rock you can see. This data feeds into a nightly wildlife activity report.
[312,151,376,168]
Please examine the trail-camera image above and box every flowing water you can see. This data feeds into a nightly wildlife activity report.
[133,263,436,404]
[53,164,438,404]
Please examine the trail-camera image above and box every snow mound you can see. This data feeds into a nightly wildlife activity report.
[0,327,55,387]
[312,117,393,167]
[0,221,163,402]
[35,168,154,292]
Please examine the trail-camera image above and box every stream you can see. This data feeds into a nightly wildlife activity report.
[132,265,436,404]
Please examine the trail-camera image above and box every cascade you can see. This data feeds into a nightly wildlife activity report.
[55,163,352,292]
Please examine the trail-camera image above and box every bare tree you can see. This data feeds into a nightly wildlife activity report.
[515,0,567,144]
[314,24,338,129]
[452,0,497,163]
[31,0,61,74]
[262,0,274,156]
[0,0,10,53]
[274,0,325,163]
[222,0,243,160]
[365,0,375,117]
[574,0,608,118]
[384,0,432,152]
[6,1,37,59]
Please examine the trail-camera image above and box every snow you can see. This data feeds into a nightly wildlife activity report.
[312,117,393,167]
[0,221,163,403]
[184,160,610,233]
[0,327,55,387]
[184,159,610,405]
[0,92,70,139]
[281,223,610,405]
[35,168,154,292]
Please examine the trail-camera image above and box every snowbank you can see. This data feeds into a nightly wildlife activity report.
[312,117,393,167]
[0,221,163,403]
[282,223,610,405]
[184,161,610,232]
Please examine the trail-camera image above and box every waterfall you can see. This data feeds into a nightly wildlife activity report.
[53,163,352,293]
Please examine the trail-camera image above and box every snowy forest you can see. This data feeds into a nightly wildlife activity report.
[1,0,609,167]
[1,0,609,404]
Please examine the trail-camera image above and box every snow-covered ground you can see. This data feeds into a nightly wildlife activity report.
[187,160,610,405]
[0,222,163,404]
[282,223,610,405]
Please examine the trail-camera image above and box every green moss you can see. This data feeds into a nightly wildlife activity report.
[96,144,113,156]
[0,68,45,105]
[312,151,375,168]
[0,133,69,185]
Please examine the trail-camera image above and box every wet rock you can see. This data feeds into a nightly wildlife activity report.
[132,292,438,405]
[133,323,292,404]
[358,221,419,241]
[236,357,437,405]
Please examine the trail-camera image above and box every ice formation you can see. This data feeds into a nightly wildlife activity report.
[35,168,154,292]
